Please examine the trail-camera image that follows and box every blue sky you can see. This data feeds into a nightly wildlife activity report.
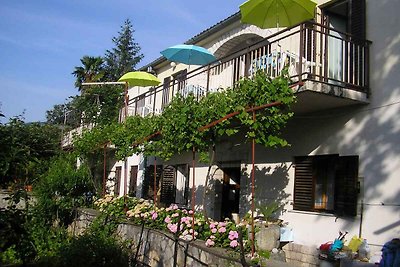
[0,0,244,122]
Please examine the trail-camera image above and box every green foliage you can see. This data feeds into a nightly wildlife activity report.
[72,56,105,90]
[104,19,144,81]
[34,154,94,226]
[0,117,61,188]
[257,202,281,222]
[46,97,81,128]
[57,232,130,267]
[74,85,124,126]
[0,190,36,265]
[75,71,295,163]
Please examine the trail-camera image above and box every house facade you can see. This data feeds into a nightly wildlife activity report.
[96,0,399,255]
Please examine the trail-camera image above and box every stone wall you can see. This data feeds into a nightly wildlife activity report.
[118,223,243,267]
[68,208,100,235]
[282,243,320,267]
[70,209,299,267]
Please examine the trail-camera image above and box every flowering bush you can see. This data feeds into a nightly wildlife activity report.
[94,195,249,251]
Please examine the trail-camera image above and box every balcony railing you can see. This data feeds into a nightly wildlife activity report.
[129,21,371,117]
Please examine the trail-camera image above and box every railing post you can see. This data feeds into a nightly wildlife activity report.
[206,65,210,94]
[152,89,156,115]
[298,23,305,83]
[134,99,137,116]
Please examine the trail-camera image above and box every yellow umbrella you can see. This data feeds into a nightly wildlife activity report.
[118,71,161,87]
[240,0,317,29]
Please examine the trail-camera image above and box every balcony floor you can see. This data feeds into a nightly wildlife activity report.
[292,81,369,114]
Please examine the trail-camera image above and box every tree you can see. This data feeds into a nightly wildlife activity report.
[72,56,105,90]
[46,97,81,128]
[0,117,62,188]
[104,19,144,81]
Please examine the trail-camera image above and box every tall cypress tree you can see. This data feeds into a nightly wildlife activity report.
[104,19,144,81]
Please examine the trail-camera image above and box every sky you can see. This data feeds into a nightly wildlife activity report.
[0,0,245,122]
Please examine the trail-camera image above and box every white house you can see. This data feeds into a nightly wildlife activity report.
[93,0,399,262]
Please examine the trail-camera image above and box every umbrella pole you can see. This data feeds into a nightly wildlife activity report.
[191,146,196,239]
[251,110,256,257]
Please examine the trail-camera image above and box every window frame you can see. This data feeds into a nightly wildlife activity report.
[293,154,359,216]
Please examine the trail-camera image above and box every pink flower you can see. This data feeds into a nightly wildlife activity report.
[181,217,189,223]
[188,210,194,214]
[211,228,217,233]
[228,230,239,240]
[230,240,239,248]
[170,204,179,210]
[152,212,158,220]
[210,235,216,240]
[209,222,217,229]
[168,223,178,233]
[218,227,226,233]
[164,216,171,224]
[218,222,226,228]
[205,239,215,247]
[172,213,179,218]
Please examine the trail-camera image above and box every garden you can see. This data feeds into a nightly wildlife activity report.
[0,72,294,266]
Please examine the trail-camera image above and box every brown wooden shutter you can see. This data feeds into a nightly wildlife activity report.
[129,165,138,196]
[335,156,359,216]
[349,0,366,41]
[114,166,122,195]
[162,77,171,109]
[349,0,366,87]
[294,156,314,211]
[161,166,176,206]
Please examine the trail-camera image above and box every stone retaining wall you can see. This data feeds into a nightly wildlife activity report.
[118,223,243,267]
[282,243,320,267]
[70,209,300,267]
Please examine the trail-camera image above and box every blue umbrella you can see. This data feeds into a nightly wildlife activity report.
[161,44,217,66]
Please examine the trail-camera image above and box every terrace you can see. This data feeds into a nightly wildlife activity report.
[126,21,371,120]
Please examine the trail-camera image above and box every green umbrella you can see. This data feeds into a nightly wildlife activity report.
[118,71,161,87]
[240,0,317,29]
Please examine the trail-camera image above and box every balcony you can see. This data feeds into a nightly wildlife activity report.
[128,21,371,117]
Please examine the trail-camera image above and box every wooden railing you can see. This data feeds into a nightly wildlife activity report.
[128,22,371,118]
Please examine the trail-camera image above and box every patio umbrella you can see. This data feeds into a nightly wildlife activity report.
[240,0,317,29]
[118,71,161,87]
[160,44,217,66]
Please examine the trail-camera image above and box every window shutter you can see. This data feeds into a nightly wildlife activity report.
[349,0,366,41]
[161,166,176,206]
[335,156,359,216]
[294,157,314,211]
[129,165,138,196]
[162,77,171,109]
[114,166,122,195]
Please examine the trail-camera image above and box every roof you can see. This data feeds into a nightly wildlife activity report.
[140,11,241,71]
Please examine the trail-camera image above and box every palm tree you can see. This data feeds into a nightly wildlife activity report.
[72,56,105,91]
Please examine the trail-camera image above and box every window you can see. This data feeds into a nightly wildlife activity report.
[142,165,162,201]
[293,154,359,216]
